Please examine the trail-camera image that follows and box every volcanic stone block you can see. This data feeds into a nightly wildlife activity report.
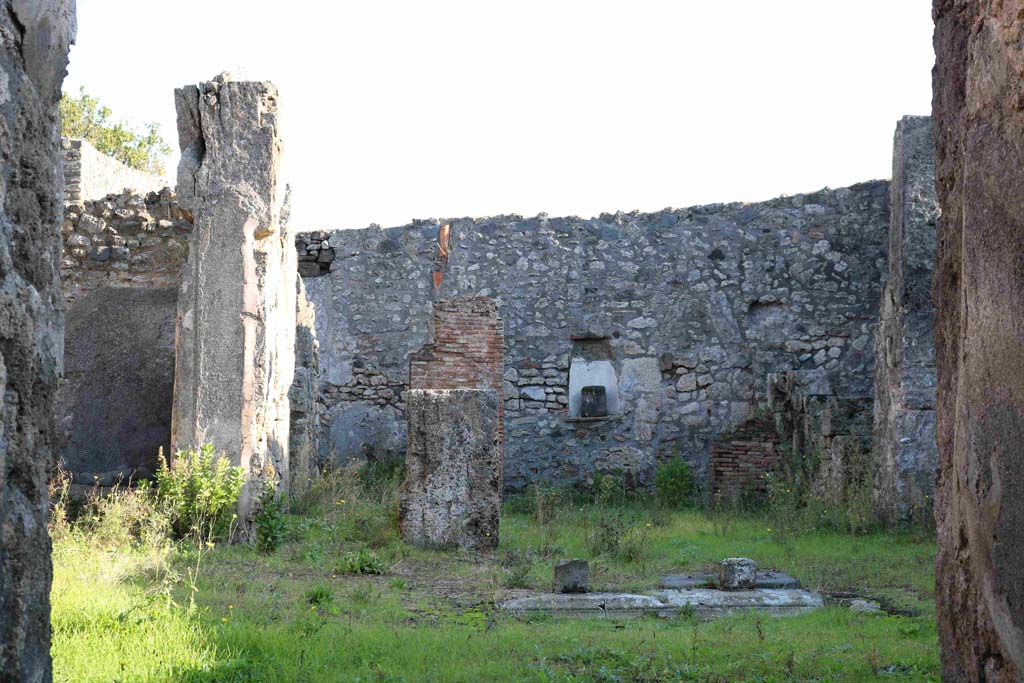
[933,1,1024,679]
[720,558,757,590]
[171,74,296,539]
[0,2,75,680]
[554,559,589,593]
[872,115,938,525]
[400,389,501,549]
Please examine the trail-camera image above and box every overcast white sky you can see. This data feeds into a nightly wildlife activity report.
[65,1,934,230]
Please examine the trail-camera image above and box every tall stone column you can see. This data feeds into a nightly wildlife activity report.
[933,1,1024,679]
[0,1,76,680]
[171,75,296,538]
[872,116,939,525]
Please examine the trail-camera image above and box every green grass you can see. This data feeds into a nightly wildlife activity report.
[51,474,939,682]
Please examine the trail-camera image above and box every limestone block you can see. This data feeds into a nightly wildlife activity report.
[400,389,501,549]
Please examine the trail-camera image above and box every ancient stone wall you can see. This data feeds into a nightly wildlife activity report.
[61,137,168,204]
[767,372,873,506]
[171,75,297,536]
[933,0,1024,679]
[59,188,189,305]
[55,188,189,488]
[0,1,75,679]
[872,116,939,525]
[300,181,891,490]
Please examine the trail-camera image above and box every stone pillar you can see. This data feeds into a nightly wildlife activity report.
[400,389,501,549]
[171,74,296,537]
[933,1,1024,680]
[288,275,320,500]
[872,116,939,525]
[0,1,75,680]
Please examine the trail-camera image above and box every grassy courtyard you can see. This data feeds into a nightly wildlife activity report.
[51,469,939,682]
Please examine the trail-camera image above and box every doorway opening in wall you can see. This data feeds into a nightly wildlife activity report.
[568,337,619,420]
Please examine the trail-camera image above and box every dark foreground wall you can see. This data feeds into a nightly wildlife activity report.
[0,1,75,680]
[933,0,1024,679]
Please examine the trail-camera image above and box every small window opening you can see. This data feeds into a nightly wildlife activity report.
[580,385,608,418]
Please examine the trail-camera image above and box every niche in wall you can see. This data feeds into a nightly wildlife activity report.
[568,338,619,419]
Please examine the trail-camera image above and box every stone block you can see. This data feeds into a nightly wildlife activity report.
[720,557,758,590]
[554,559,589,593]
[400,389,501,550]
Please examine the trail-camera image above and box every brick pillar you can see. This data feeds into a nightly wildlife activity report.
[402,297,504,549]
[409,296,504,448]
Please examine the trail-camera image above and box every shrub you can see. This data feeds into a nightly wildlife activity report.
[156,445,245,541]
[254,485,288,554]
[655,457,697,507]
[337,549,388,575]
[71,481,170,551]
[585,510,651,563]
[532,485,563,526]
[500,549,535,588]
[594,473,624,505]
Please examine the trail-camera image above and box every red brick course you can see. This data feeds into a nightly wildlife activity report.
[708,414,782,499]
[409,297,505,448]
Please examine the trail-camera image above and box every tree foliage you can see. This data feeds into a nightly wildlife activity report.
[60,87,171,175]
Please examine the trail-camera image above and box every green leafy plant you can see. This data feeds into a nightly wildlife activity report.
[254,485,288,554]
[655,457,697,508]
[61,87,171,174]
[337,549,388,575]
[303,584,334,607]
[155,445,245,542]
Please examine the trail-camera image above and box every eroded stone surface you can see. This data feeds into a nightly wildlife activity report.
[554,559,589,594]
[288,274,319,499]
[296,181,893,491]
[500,588,823,619]
[720,558,757,590]
[171,74,296,538]
[933,2,1024,679]
[0,1,75,679]
[872,116,938,525]
[57,287,176,484]
[399,389,500,550]
[661,571,800,590]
